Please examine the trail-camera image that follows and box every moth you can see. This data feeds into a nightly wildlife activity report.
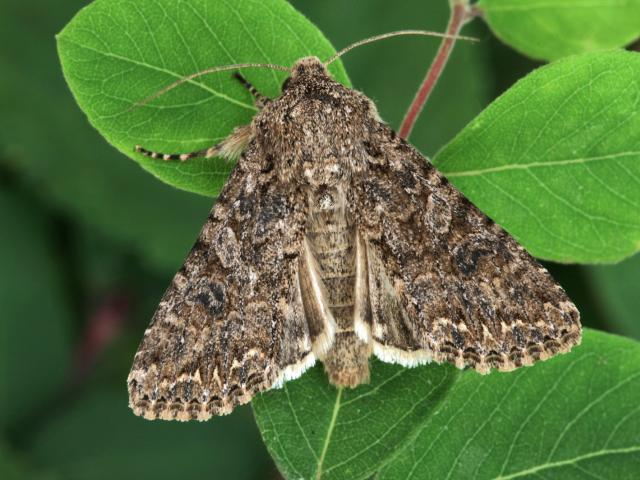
[128,36,581,422]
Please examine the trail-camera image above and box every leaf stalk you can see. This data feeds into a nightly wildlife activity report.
[399,0,474,140]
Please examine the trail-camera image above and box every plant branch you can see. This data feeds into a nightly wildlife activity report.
[399,1,472,140]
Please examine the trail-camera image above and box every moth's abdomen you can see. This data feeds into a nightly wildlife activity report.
[305,187,371,387]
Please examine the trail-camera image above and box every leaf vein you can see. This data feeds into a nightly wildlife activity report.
[445,151,640,179]
[443,373,524,480]
[479,175,600,254]
[546,370,640,462]
[493,446,640,480]
[315,387,343,480]
[284,383,319,462]
[58,37,254,111]
[498,353,596,476]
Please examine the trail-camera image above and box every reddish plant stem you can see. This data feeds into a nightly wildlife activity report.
[399,1,470,140]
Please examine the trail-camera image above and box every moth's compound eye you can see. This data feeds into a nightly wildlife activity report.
[281,76,292,92]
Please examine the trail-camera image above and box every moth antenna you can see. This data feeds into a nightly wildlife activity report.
[324,30,478,67]
[134,62,291,109]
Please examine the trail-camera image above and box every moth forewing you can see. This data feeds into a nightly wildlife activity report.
[127,161,317,421]
[129,56,581,421]
[352,123,581,373]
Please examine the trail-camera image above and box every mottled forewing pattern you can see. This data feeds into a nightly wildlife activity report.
[127,148,316,421]
[353,125,581,373]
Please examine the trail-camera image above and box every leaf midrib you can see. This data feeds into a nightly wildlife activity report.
[56,34,255,111]
[324,370,453,478]
[315,387,343,480]
[442,151,640,178]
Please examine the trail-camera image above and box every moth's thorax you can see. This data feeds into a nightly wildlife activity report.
[253,57,378,186]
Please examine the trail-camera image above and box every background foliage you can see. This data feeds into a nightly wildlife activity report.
[1,0,639,479]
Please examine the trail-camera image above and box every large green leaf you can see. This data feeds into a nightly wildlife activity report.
[379,330,640,479]
[27,387,272,480]
[253,330,640,479]
[0,188,72,431]
[478,0,640,61]
[434,50,640,264]
[57,0,348,196]
[253,359,458,480]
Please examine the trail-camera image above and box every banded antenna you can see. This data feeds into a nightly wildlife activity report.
[134,62,291,109]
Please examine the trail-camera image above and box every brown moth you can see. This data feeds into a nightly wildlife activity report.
[128,54,581,422]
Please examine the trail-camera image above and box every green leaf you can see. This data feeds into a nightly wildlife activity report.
[478,0,640,61]
[379,330,640,479]
[0,0,212,274]
[254,330,640,480]
[434,51,640,264]
[0,188,72,431]
[253,360,458,480]
[586,254,640,340]
[57,0,348,197]
[27,387,272,480]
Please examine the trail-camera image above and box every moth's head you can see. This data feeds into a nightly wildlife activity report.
[279,56,331,93]
[291,56,328,79]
